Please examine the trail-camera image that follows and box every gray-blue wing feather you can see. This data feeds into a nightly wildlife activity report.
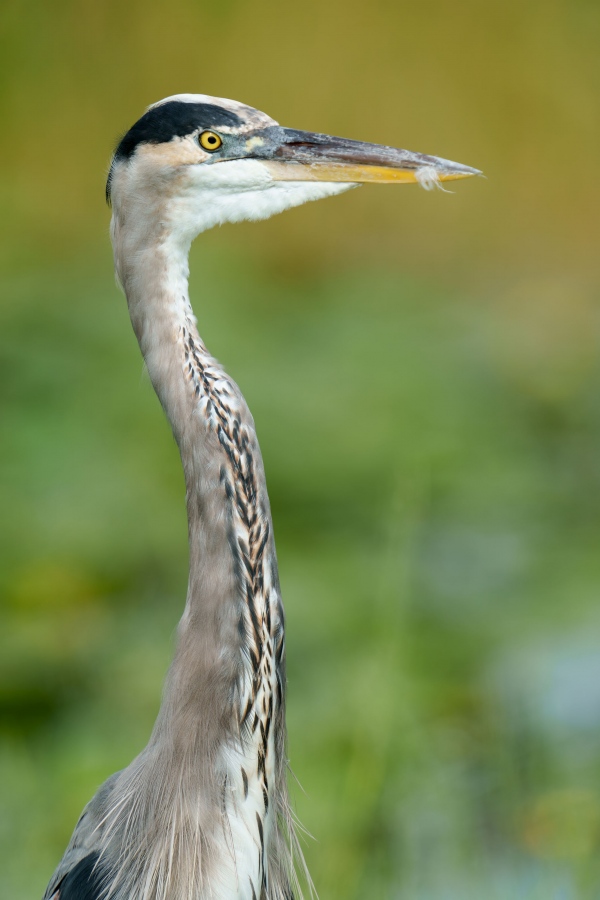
[43,773,119,900]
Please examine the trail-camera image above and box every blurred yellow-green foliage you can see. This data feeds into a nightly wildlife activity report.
[2,1,600,897]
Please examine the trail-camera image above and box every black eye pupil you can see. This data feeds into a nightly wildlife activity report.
[208,136,216,144]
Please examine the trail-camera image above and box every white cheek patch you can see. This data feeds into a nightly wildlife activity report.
[121,159,356,251]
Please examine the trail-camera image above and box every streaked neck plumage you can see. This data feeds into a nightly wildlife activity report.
[100,186,303,900]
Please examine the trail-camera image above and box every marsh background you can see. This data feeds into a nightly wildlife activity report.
[2,1,600,897]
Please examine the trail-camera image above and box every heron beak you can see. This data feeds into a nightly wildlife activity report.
[260,128,480,186]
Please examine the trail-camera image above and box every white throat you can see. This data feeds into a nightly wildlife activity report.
[110,156,355,276]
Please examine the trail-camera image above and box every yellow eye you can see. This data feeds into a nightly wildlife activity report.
[199,131,223,152]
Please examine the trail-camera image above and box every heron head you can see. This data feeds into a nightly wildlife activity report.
[107,94,480,242]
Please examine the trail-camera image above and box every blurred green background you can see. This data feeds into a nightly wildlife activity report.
[2,1,600,897]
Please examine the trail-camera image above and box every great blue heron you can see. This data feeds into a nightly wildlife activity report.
[42,94,479,900]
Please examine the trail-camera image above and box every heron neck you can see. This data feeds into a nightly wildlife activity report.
[109,220,293,899]
[116,226,285,747]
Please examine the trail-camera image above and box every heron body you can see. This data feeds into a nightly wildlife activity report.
[43,94,478,900]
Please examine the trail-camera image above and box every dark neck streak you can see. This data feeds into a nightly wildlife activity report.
[117,234,284,768]
[105,211,297,900]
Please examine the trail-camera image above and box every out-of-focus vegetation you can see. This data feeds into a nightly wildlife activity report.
[2,1,600,897]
